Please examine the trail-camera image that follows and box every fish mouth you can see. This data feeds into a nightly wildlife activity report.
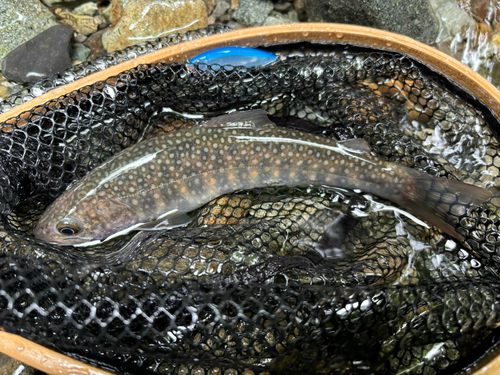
[50,237,99,246]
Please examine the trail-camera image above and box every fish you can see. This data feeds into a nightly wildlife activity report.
[188,46,276,68]
[34,110,492,246]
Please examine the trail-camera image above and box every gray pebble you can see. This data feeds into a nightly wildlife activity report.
[225,21,246,30]
[305,0,439,44]
[263,11,294,26]
[233,0,274,26]
[74,33,88,43]
[71,43,91,63]
[0,0,59,60]
[288,9,299,22]
[209,0,231,24]
[74,2,99,16]
[2,25,74,84]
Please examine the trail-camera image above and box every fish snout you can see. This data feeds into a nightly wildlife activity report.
[33,220,59,242]
[33,222,53,242]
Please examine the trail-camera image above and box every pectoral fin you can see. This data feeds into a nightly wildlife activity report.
[339,138,372,153]
[137,210,192,231]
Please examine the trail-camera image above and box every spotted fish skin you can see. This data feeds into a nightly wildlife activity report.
[34,110,491,245]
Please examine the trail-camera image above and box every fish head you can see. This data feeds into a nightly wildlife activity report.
[34,190,139,245]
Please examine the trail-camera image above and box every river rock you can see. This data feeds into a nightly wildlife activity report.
[71,43,91,63]
[305,0,440,44]
[2,25,74,84]
[0,0,59,60]
[233,0,274,26]
[102,0,208,52]
[43,0,81,4]
[274,1,293,12]
[203,0,217,15]
[208,0,230,24]
[0,353,36,375]
[231,0,240,10]
[74,2,99,16]
[263,10,295,26]
[56,9,106,36]
[84,29,107,59]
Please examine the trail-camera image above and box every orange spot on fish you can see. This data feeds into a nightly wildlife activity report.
[228,174,234,180]
[210,178,217,185]
[252,171,258,177]
[274,171,279,177]
[290,172,295,177]
[264,167,270,172]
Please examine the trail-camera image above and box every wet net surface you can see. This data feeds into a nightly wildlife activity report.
[1,28,500,374]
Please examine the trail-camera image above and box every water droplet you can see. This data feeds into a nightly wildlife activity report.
[303,32,309,37]
[471,259,482,268]
[444,239,457,251]
[336,34,343,39]
[17,346,24,352]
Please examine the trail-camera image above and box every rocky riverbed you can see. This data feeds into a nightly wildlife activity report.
[1,0,500,100]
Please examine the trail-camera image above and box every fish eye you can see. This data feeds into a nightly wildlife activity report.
[56,218,82,236]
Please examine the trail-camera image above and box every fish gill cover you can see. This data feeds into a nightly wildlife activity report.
[0,26,500,374]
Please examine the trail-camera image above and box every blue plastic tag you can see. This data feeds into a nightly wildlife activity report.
[189,46,277,69]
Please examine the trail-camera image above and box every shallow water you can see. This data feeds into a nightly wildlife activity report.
[431,0,500,88]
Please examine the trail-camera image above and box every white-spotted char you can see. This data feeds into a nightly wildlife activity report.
[34,110,492,245]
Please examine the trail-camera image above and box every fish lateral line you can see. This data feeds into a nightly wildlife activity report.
[231,135,377,165]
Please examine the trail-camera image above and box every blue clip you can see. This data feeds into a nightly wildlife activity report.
[189,46,277,69]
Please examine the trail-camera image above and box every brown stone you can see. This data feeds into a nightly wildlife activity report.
[102,0,208,52]
[83,29,107,59]
[56,9,105,36]
[203,0,217,15]
[74,33,88,43]
[293,0,305,10]
[0,86,10,100]
[231,0,240,10]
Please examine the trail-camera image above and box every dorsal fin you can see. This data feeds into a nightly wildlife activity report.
[201,110,276,129]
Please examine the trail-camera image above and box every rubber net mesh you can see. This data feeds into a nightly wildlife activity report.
[0,27,500,374]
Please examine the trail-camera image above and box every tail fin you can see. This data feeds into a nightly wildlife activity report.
[401,167,492,242]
